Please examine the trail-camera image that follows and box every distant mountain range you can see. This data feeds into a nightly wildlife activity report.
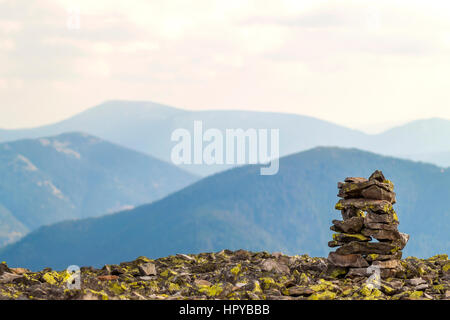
[0,132,198,246]
[2,147,449,271]
[2,100,450,176]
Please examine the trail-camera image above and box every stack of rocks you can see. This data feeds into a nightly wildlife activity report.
[327,170,409,278]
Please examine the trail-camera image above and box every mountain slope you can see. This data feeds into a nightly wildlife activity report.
[0,132,198,246]
[2,147,448,271]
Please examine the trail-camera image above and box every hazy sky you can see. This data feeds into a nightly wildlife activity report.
[1,0,450,133]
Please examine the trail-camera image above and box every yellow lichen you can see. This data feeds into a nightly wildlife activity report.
[368,254,379,260]
[308,290,336,300]
[198,283,223,297]
[42,272,59,285]
[409,291,423,299]
[335,202,344,210]
[443,263,450,273]
[231,264,241,277]
[259,277,276,290]
[168,283,180,292]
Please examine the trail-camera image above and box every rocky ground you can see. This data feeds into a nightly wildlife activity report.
[0,250,449,300]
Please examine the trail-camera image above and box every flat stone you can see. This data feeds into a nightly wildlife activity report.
[336,199,393,214]
[364,252,402,262]
[176,254,195,261]
[97,275,119,281]
[338,180,395,203]
[415,284,429,291]
[327,252,369,268]
[336,241,397,255]
[361,228,402,241]
[332,232,371,243]
[407,278,426,286]
[361,185,396,203]
[331,217,364,233]
[344,177,368,184]
[194,279,212,287]
[364,211,397,225]
[328,240,343,248]
[138,263,157,276]
[371,259,401,269]
[287,286,314,296]
[364,222,398,231]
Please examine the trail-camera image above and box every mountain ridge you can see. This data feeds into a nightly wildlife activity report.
[2,100,450,175]
[2,146,448,271]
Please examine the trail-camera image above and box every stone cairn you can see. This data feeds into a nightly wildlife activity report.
[327,170,409,278]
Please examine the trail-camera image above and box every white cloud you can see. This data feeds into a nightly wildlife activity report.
[1,0,450,130]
